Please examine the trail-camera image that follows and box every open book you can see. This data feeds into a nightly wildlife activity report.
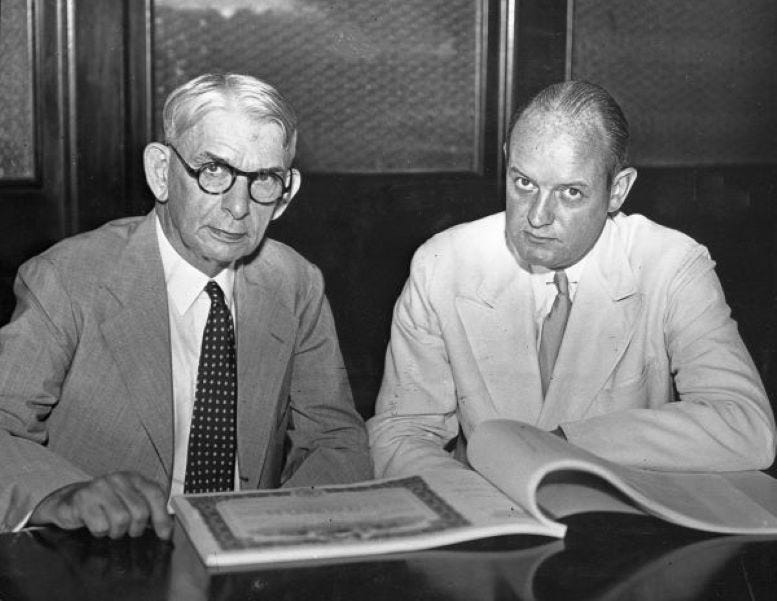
[172,419,777,568]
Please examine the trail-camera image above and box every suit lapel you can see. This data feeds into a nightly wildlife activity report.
[94,217,295,488]
[539,218,643,427]
[456,246,544,424]
[234,255,294,488]
[97,213,174,479]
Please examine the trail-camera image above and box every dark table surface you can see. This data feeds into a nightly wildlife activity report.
[1,513,776,600]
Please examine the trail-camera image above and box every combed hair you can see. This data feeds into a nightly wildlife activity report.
[508,80,630,182]
[162,73,298,163]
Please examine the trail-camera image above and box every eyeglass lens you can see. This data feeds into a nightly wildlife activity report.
[198,164,285,202]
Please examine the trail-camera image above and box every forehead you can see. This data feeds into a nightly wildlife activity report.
[509,110,608,180]
[180,108,286,163]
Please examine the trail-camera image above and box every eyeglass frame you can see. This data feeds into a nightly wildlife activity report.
[166,143,294,205]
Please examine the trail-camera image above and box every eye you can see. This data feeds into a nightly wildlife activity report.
[561,187,583,201]
[201,162,230,177]
[514,176,535,191]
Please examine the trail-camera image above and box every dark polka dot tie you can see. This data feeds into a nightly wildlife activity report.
[184,281,237,494]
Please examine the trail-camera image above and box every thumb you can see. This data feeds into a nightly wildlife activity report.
[31,483,85,529]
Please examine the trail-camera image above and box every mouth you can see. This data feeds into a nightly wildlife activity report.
[523,231,556,244]
[207,226,247,243]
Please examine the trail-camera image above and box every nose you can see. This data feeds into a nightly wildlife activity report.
[527,189,554,228]
[221,176,251,220]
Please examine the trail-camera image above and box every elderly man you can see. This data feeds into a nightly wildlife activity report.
[369,80,775,477]
[0,73,371,538]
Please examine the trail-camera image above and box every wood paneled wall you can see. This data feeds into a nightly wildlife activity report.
[1,0,775,425]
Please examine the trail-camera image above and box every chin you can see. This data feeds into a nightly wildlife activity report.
[213,238,252,256]
[517,246,552,267]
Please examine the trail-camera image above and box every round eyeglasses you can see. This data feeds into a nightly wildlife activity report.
[167,144,293,205]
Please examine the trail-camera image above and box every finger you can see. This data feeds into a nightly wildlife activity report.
[128,473,173,540]
[81,506,112,538]
[108,474,153,538]
[68,484,120,538]
[31,484,87,530]
[51,500,85,530]
[37,482,107,535]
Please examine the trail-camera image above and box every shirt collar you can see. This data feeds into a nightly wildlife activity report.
[504,230,587,284]
[527,244,590,304]
[529,253,587,284]
[155,215,235,315]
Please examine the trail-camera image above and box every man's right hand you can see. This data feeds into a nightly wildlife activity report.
[29,471,172,539]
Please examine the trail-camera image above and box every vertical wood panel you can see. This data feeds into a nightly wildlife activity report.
[0,0,71,322]
[126,0,155,216]
[72,0,128,232]
[512,0,567,109]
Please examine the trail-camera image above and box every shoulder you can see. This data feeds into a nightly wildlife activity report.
[613,212,709,265]
[610,212,713,287]
[412,212,506,271]
[420,212,505,253]
[254,237,322,281]
[19,215,150,284]
[243,237,327,308]
[401,212,512,304]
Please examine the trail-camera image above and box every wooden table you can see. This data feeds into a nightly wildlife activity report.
[1,513,775,600]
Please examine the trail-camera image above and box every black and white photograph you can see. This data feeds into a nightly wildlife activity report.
[0,1,776,599]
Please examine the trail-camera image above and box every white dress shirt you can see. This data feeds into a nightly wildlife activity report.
[155,217,238,504]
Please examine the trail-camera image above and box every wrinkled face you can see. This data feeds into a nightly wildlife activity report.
[158,108,291,276]
[505,110,617,270]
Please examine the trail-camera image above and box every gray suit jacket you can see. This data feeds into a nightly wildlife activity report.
[0,212,371,529]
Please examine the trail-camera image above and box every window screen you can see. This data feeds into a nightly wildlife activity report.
[0,0,35,180]
[571,0,777,165]
[154,0,486,173]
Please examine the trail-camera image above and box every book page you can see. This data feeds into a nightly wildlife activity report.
[591,468,777,533]
[467,419,777,535]
[420,469,564,536]
[468,420,605,527]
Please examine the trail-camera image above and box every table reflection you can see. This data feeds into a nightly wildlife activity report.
[0,513,775,601]
[0,528,173,601]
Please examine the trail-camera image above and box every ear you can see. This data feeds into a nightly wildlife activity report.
[607,166,637,213]
[144,142,171,202]
[271,168,302,221]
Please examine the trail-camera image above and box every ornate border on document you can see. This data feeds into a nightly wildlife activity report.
[186,476,471,551]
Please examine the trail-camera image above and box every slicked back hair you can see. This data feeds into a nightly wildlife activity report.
[162,72,298,164]
[507,80,630,185]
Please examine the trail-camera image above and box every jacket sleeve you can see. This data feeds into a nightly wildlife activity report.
[367,243,467,478]
[279,266,373,487]
[0,258,92,531]
[562,247,776,471]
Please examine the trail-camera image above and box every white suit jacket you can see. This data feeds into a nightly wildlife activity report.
[368,212,775,476]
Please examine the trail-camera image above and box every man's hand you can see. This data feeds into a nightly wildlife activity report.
[29,471,172,539]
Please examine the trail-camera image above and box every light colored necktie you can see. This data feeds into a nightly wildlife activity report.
[539,271,571,397]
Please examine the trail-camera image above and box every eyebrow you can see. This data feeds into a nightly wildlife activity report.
[508,166,531,180]
[559,180,591,190]
[195,150,286,174]
[508,166,591,190]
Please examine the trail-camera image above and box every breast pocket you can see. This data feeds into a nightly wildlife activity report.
[594,360,655,414]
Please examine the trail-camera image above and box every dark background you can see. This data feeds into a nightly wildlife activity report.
[0,0,775,434]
